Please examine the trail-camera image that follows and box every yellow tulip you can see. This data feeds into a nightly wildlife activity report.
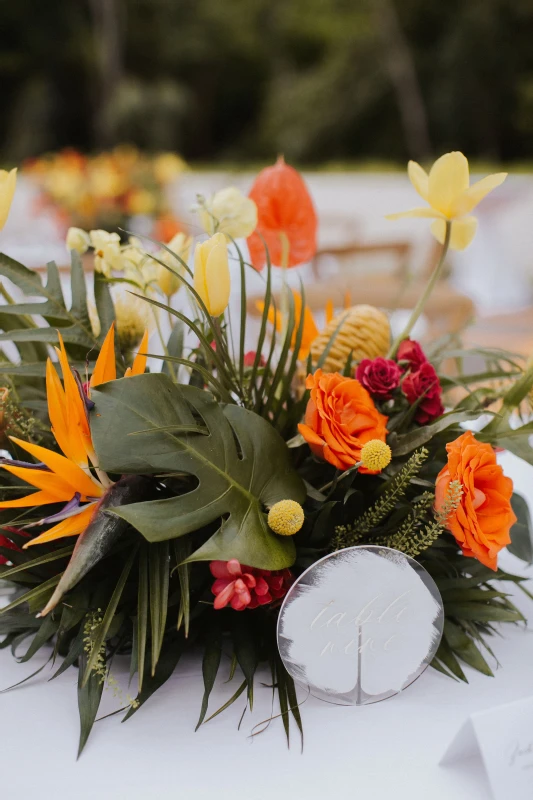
[386,152,507,250]
[199,187,257,239]
[156,232,192,297]
[193,232,230,316]
[0,168,17,231]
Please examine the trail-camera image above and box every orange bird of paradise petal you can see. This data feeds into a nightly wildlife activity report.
[0,323,147,548]
[257,289,324,360]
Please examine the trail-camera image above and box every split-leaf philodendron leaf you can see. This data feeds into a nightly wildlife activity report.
[90,374,305,570]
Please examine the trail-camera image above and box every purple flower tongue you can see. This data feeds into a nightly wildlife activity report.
[72,368,95,411]
[24,493,92,528]
[0,457,47,470]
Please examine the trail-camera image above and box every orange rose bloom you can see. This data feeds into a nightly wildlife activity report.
[435,430,517,571]
[298,370,388,473]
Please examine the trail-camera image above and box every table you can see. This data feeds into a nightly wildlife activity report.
[1,451,533,800]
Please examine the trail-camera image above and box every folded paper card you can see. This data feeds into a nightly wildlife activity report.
[441,695,533,800]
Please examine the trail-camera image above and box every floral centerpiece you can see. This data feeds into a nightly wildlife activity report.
[0,153,532,756]
[23,146,186,241]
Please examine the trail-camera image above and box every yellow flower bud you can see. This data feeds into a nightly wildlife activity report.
[268,500,305,536]
[113,292,151,352]
[359,440,392,472]
[199,187,257,239]
[156,232,192,297]
[0,168,17,231]
[66,227,90,255]
[193,232,231,316]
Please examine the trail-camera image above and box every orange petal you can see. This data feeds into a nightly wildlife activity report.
[126,329,149,377]
[0,465,76,502]
[90,323,117,389]
[54,332,93,465]
[24,504,97,547]
[9,437,104,499]
[0,489,59,509]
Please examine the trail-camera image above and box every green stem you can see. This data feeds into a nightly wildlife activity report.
[319,462,362,493]
[151,305,177,382]
[387,220,452,358]
[279,231,290,339]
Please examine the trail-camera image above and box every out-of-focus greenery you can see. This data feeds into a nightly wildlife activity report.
[2,0,533,164]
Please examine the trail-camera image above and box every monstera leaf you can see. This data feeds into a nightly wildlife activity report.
[90,374,306,570]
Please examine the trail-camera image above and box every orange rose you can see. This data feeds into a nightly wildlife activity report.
[298,369,388,473]
[435,430,516,570]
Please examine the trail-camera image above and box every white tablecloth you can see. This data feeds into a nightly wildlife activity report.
[1,452,533,800]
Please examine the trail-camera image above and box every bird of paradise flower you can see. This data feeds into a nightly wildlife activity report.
[0,324,148,547]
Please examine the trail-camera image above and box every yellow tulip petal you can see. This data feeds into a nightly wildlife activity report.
[204,242,231,316]
[428,152,469,217]
[24,504,97,547]
[386,207,446,220]
[0,489,59,509]
[407,161,429,201]
[126,329,149,377]
[90,323,117,388]
[430,216,478,251]
[452,172,508,217]
[0,168,17,231]
[8,437,104,499]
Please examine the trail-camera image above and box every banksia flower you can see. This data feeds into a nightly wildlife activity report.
[309,305,390,373]
[268,500,305,536]
[360,440,392,472]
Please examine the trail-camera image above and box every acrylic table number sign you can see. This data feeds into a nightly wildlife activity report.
[277,546,444,705]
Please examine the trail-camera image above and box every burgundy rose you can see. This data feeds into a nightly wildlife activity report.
[402,361,444,424]
[356,357,401,399]
[397,339,427,372]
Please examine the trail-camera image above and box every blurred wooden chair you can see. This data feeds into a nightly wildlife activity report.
[248,238,474,340]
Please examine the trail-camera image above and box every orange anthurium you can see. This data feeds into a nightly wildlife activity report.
[0,323,148,547]
[247,156,318,271]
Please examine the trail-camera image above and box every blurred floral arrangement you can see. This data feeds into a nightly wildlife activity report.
[23,146,186,240]
[0,153,532,757]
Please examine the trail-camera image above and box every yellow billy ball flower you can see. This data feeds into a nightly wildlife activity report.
[386,152,507,251]
[268,500,305,536]
[193,232,231,316]
[360,440,392,473]
[0,168,17,231]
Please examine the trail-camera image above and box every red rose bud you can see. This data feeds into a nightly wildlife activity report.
[402,361,444,424]
[356,357,401,399]
[397,339,427,371]
[243,351,265,367]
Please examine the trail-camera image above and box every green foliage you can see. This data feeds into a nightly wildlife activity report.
[90,375,305,569]
[332,448,429,549]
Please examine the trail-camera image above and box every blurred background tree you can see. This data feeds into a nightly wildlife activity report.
[1,0,533,164]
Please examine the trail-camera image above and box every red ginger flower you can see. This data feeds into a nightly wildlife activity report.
[246,156,317,271]
[0,527,26,565]
[210,559,292,611]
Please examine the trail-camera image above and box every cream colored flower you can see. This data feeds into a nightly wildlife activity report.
[387,152,507,250]
[113,291,152,352]
[90,229,122,277]
[194,232,230,316]
[156,232,192,297]
[0,168,17,231]
[198,187,257,239]
[66,227,90,255]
